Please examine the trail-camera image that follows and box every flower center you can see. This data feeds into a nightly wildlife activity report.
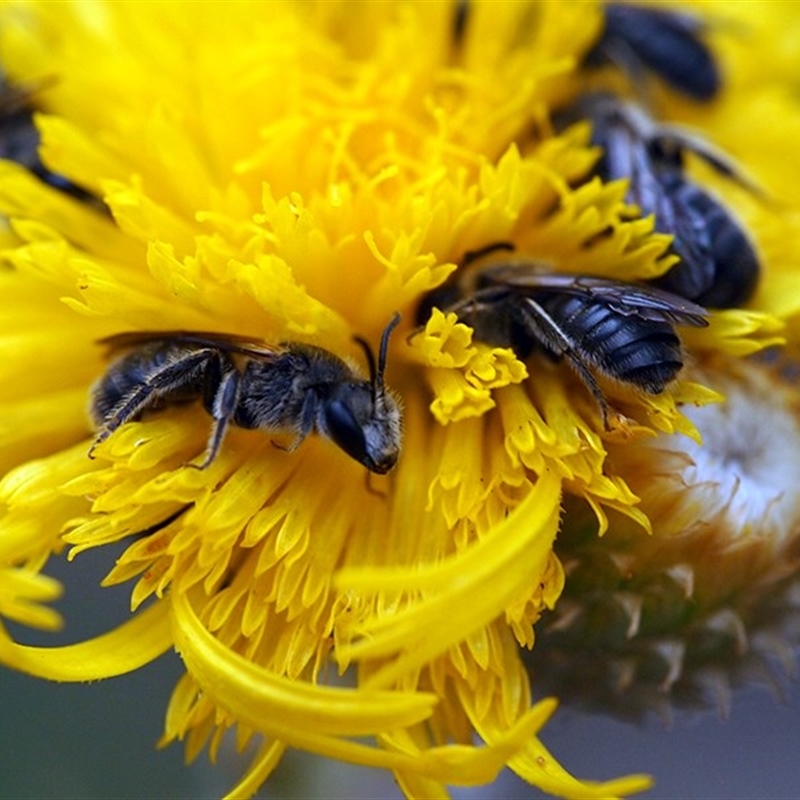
[675,361,800,548]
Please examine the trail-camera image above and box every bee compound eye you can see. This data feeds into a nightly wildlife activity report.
[323,398,370,468]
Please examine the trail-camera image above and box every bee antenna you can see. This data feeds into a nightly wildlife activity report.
[378,312,401,389]
[353,312,401,402]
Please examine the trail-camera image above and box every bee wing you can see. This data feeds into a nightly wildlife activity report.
[583,280,709,327]
[482,266,709,327]
[97,330,285,360]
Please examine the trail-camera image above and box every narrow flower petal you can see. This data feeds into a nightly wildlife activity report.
[0,568,62,630]
[221,740,286,800]
[0,600,171,679]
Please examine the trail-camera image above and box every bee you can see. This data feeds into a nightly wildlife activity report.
[89,315,403,474]
[574,94,760,308]
[583,2,720,101]
[0,77,100,204]
[415,249,708,425]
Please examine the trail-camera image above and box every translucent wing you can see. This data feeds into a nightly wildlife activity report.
[480,264,709,327]
[97,330,284,360]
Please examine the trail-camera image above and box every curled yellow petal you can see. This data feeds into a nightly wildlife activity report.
[0,599,171,679]
[0,567,63,630]
[172,587,566,787]
[171,587,438,737]
[461,690,654,799]
[336,470,561,687]
[222,740,286,800]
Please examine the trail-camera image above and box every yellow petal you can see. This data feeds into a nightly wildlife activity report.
[336,470,561,687]
[0,600,171,679]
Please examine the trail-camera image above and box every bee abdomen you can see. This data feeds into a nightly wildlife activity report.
[542,295,684,394]
[90,343,206,423]
[605,335,684,393]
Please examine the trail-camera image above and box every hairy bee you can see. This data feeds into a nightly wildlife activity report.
[576,94,760,308]
[584,2,720,101]
[416,250,708,425]
[89,315,403,474]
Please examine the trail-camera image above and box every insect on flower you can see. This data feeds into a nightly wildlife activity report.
[416,246,708,426]
[0,75,101,205]
[583,1,721,101]
[89,315,403,474]
[573,93,761,308]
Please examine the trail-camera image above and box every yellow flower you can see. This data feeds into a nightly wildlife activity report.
[0,0,796,797]
[528,354,800,719]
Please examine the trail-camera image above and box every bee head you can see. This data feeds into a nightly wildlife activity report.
[324,313,402,474]
[322,383,402,474]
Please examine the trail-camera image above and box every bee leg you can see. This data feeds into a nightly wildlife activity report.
[270,390,316,453]
[89,349,216,457]
[517,297,612,428]
[364,471,389,498]
[653,124,764,196]
[441,291,510,328]
[461,241,515,268]
[269,432,309,453]
[190,366,241,470]
[557,351,612,428]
